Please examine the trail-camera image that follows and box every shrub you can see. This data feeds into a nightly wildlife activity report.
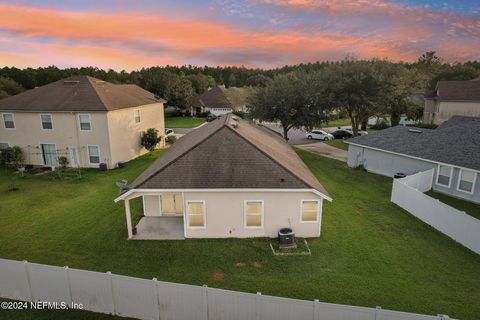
[166,135,177,144]
[58,156,69,169]
[0,146,24,168]
[371,119,389,130]
[415,122,438,129]
[232,111,248,119]
[141,128,162,152]
[195,111,211,118]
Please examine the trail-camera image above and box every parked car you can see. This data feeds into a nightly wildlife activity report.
[344,128,368,136]
[164,128,175,136]
[206,114,217,122]
[306,130,334,141]
[331,129,353,139]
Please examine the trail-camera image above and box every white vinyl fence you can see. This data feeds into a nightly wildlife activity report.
[0,258,452,320]
[391,169,480,255]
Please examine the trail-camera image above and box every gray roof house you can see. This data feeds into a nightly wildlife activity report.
[115,114,331,240]
[423,78,480,125]
[190,85,250,116]
[346,116,480,204]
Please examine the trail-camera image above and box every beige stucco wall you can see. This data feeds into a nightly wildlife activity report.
[0,111,111,167]
[106,103,165,166]
[434,101,480,124]
[140,191,324,238]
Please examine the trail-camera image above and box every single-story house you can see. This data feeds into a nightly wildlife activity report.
[190,85,250,116]
[346,116,480,204]
[115,114,332,240]
[0,76,165,168]
[423,78,480,125]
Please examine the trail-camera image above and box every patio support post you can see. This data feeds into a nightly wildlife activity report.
[125,199,133,239]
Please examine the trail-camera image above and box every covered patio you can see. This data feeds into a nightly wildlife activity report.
[133,216,184,240]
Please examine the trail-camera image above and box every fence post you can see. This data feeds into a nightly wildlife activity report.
[23,260,33,302]
[374,306,382,320]
[313,299,320,320]
[64,266,73,305]
[203,285,209,320]
[152,278,161,320]
[255,292,262,320]
[106,271,116,315]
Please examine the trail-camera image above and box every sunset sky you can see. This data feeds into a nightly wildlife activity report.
[0,0,479,70]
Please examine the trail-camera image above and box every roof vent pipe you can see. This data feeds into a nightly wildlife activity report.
[408,129,422,133]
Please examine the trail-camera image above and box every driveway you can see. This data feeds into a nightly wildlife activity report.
[296,142,348,162]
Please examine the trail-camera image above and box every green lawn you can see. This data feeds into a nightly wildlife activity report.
[426,190,480,220]
[0,150,479,319]
[322,117,351,128]
[165,116,205,128]
[324,139,349,151]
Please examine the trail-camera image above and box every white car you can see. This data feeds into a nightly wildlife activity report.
[306,130,334,141]
[165,128,175,136]
[344,128,368,136]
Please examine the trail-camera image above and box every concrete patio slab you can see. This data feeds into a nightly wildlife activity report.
[133,216,185,240]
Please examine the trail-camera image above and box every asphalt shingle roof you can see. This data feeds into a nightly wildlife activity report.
[0,76,164,112]
[132,114,330,197]
[347,116,480,171]
[192,86,249,111]
[428,79,480,101]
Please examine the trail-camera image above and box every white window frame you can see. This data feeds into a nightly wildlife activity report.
[2,113,15,130]
[134,109,141,123]
[87,145,101,165]
[456,169,477,195]
[186,200,206,229]
[435,164,453,188]
[300,199,321,223]
[243,200,264,229]
[78,114,92,132]
[0,141,10,149]
[40,114,53,131]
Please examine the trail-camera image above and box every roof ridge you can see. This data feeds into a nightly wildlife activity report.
[85,76,109,111]
[224,120,316,191]
[132,121,227,188]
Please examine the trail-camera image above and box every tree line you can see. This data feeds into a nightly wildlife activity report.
[1,52,479,135]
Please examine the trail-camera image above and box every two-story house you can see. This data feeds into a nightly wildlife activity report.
[0,76,165,169]
[423,78,480,125]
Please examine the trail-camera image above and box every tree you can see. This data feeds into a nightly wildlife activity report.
[140,128,162,152]
[326,61,384,136]
[0,76,24,99]
[187,73,216,94]
[249,72,330,140]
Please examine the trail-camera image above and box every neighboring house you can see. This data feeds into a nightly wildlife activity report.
[115,114,332,240]
[367,114,417,127]
[346,116,480,204]
[0,76,166,169]
[190,85,250,116]
[423,78,480,125]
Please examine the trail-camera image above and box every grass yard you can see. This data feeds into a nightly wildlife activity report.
[324,139,349,151]
[426,190,480,220]
[165,116,205,128]
[0,150,479,319]
[322,117,351,128]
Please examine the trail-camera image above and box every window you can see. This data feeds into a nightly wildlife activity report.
[41,143,58,166]
[457,169,477,194]
[134,109,141,123]
[0,142,9,149]
[78,114,92,131]
[244,200,264,228]
[40,114,53,130]
[87,145,100,164]
[300,200,320,222]
[2,113,15,129]
[436,165,453,187]
[187,200,206,228]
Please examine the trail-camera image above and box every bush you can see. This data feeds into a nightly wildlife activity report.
[58,156,69,169]
[415,122,438,129]
[371,119,389,130]
[232,111,248,119]
[166,135,177,144]
[0,146,24,168]
[195,111,211,118]
[141,128,162,152]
